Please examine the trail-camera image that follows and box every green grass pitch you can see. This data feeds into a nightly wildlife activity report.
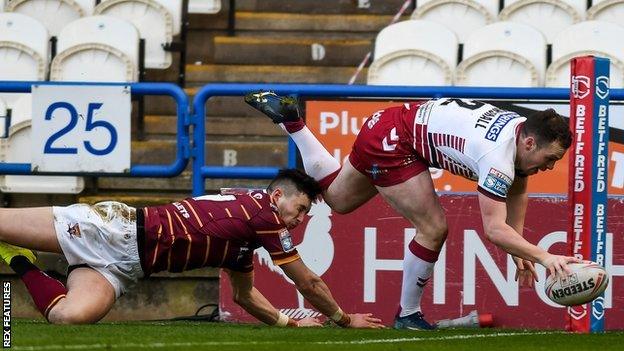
[10,319,623,351]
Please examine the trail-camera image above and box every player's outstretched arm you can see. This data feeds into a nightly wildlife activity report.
[224,268,322,327]
[281,259,385,328]
[478,192,580,278]
[505,177,538,286]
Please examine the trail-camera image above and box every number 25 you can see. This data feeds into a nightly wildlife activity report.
[43,102,118,155]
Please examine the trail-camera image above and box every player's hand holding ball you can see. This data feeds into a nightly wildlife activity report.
[545,261,610,306]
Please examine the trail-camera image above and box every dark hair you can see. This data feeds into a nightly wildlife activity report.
[267,169,322,201]
[521,109,572,150]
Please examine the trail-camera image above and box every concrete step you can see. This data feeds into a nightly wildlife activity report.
[131,138,287,166]
[144,94,256,118]
[235,0,410,14]
[233,11,397,32]
[186,64,366,84]
[95,174,272,194]
[211,35,371,66]
[11,273,220,320]
[144,115,283,137]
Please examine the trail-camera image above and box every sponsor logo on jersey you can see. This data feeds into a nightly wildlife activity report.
[483,168,512,197]
[67,223,81,239]
[485,113,519,142]
[279,229,295,252]
[173,202,190,219]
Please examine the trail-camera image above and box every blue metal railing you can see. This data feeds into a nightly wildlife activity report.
[2,81,623,196]
[0,81,190,177]
[191,83,624,196]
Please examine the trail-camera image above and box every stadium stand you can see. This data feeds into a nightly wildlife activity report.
[367,20,458,86]
[545,20,624,87]
[189,0,221,14]
[498,0,586,43]
[94,0,182,69]
[587,0,624,25]
[410,0,498,43]
[454,21,546,87]
[50,15,139,82]
[4,0,94,36]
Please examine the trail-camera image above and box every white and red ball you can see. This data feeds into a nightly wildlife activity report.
[545,262,609,306]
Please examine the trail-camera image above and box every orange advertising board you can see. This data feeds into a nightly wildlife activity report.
[304,100,624,195]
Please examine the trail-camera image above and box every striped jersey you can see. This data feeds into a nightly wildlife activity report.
[406,98,526,200]
[140,191,299,275]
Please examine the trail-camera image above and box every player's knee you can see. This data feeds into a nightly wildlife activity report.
[48,306,99,325]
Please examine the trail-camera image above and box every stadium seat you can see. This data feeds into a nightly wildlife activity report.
[50,15,139,82]
[410,0,498,43]
[367,20,458,86]
[94,0,182,69]
[189,0,221,14]
[545,20,624,87]
[587,0,624,26]
[4,0,95,36]
[454,21,547,87]
[0,11,47,139]
[0,12,48,82]
[498,0,586,43]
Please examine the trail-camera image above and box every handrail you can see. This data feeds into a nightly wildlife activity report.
[190,83,624,196]
[0,81,190,177]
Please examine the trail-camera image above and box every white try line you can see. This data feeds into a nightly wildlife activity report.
[12,331,565,350]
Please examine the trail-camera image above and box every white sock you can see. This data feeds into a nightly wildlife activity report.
[399,250,435,317]
[281,124,340,181]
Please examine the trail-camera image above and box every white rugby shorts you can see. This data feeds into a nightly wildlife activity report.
[53,201,144,298]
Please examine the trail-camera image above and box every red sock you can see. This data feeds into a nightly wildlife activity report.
[318,169,340,190]
[283,120,305,133]
[409,240,440,263]
[21,269,68,319]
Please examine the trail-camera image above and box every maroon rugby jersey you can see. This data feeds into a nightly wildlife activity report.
[140,191,300,275]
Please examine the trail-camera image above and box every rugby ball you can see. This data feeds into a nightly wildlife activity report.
[545,262,609,306]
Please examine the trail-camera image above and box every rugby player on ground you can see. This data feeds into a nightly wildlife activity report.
[0,169,384,328]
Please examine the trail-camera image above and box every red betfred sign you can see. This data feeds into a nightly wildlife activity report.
[220,194,624,329]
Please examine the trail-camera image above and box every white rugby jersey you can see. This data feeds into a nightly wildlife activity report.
[408,98,526,200]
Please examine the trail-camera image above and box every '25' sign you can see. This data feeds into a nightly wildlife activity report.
[31,85,131,173]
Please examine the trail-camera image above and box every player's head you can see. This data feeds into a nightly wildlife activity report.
[516,108,572,176]
[267,169,322,229]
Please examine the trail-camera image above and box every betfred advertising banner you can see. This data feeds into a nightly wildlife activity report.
[304,99,624,195]
[219,195,624,329]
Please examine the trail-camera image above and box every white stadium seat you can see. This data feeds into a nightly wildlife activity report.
[0,12,48,81]
[367,20,458,86]
[189,0,221,14]
[587,0,624,26]
[411,0,498,43]
[0,12,47,144]
[50,15,139,82]
[499,0,586,43]
[455,21,547,87]
[545,20,624,88]
[94,0,182,69]
[5,0,95,36]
